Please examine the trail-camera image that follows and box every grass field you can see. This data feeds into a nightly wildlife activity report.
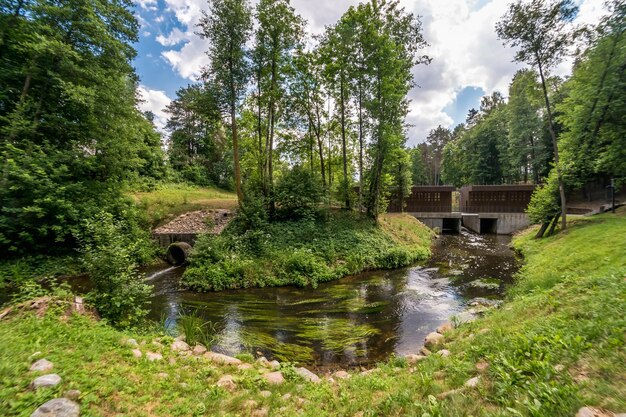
[1,209,624,416]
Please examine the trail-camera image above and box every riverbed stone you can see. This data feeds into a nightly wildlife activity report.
[268,360,280,370]
[420,347,432,356]
[32,374,62,390]
[251,408,269,417]
[237,363,253,371]
[436,322,454,334]
[575,407,618,417]
[333,370,350,380]
[63,390,81,401]
[476,360,489,372]
[243,400,258,409]
[424,332,445,348]
[204,351,241,366]
[146,352,162,362]
[171,340,190,352]
[437,349,451,358]
[405,354,426,364]
[263,371,285,385]
[192,345,207,356]
[131,349,142,358]
[124,338,138,347]
[217,375,236,391]
[259,390,272,398]
[30,359,54,372]
[281,393,292,400]
[464,376,480,388]
[296,367,321,383]
[31,398,79,417]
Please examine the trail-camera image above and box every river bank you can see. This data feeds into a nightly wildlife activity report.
[1,208,625,416]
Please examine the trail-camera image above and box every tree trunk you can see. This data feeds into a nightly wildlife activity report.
[339,73,350,209]
[536,55,567,230]
[547,212,560,236]
[358,82,364,213]
[231,102,243,207]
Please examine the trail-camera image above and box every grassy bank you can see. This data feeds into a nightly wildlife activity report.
[131,183,238,228]
[182,212,433,291]
[1,209,624,416]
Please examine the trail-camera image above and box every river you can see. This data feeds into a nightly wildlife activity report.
[144,229,519,368]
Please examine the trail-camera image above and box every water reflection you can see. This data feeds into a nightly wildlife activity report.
[147,229,518,367]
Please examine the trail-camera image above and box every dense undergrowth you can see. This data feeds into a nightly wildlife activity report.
[0,209,624,416]
[182,212,433,291]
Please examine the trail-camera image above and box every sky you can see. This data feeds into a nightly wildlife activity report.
[133,0,607,146]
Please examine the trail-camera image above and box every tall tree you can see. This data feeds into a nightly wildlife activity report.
[496,0,581,230]
[198,0,253,206]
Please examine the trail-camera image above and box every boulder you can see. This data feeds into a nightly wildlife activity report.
[32,374,62,390]
[333,370,350,380]
[296,367,321,383]
[436,322,454,334]
[204,351,241,366]
[424,332,445,348]
[436,349,451,358]
[575,407,616,417]
[157,372,169,379]
[171,340,190,352]
[259,390,272,398]
[30,359,54,372]
[420,347,432,356]
[268,360,280,370]
[263,371,285,385]
[31,398,79,417]
[216,375,236,391]
[124,338,138,347]
[63,390,81,401]
[243,400,258,409]
[146,352,163,362]
[281,393,292,400]
[405,354,426,364]
[192,345,207,356]
[464,376,480,388]
[251,408,269,417]
[131,349,142,358]
[475,360,489,372]
[237,363,253,371]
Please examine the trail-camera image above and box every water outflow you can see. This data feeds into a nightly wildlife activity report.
[145,265,180,281]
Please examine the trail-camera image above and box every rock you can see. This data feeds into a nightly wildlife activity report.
[423,267,439,273]
[464,376,480,388]
[360,369,375,376]
[437,349,451,358]
[124,338,138,347]
[237,363,253,371]
[268,360,280,370]
[333,370,350,380]
[251,408,269,417]
[467,279,500,291]
[436,388,462,399]
[554,364,565,372]
[420,347,432,356]
[157,372,169,379]
[243,400,258,409]
[192,345,207,356]
[204,351,242,366]
[31,398,79,417]
[131,349,142,358]
[63,390,81,401]
[436,322,454,334]
[424,332,445,348]
[454,312,476,324]
[575,407,616,417]
[281,393,292,400]
[30,359,54,372]
[256,357,270,367]
[478,328,490,335]
[405,354,426,364]
[259,390,272,398]
[152,341,163,348]
[168,358,177,365]
[476,360,489,372]
[263,371,285,385]
[32,374,62,389]
[171,340,190,352]
[216,375,236,391]
[296,398,307,408]
[146,352,162,362]
[296,367,321,383]
[468,297,503,308]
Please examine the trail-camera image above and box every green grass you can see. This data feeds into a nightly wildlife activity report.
[131,183,237,228]
[1,209,624,416]
[182,212,434,291]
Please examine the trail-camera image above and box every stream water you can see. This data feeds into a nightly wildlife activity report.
[145,229,519,368]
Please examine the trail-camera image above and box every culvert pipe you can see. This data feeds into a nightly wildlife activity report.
[166,242,192,265]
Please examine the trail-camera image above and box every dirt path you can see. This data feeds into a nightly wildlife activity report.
[153,209,232,235]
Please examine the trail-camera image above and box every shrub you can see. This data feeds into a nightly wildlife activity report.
[79,212,152,328]
[274,166,324,219]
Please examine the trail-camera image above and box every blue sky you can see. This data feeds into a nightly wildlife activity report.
[132,0,606,144]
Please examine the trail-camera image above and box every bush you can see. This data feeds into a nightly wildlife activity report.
[274,166,324,219]
[79,212,153,328]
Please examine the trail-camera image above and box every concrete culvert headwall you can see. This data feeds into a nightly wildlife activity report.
[166,242,192,265]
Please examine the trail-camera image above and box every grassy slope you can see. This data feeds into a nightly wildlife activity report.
[131,183,238,228]
[182,212,433,291]
[1,209,624,416]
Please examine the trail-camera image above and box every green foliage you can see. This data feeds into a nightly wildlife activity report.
[176,309,222,348]
[79,212,154,328]
[183,212,431,291]
[274,165,324,219]
[527,171,561,224]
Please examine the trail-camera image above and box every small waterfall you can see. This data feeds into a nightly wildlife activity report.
[145,265,180,281]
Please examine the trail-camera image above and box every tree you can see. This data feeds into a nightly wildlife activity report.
[424,125,452,185]
[199,0,253,206]
[392,148,412,212]
[496,0,581,230]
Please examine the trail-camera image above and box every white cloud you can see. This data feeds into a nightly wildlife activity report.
[137,85,172,132]
[156,27,188,46]
[135,0,158,11]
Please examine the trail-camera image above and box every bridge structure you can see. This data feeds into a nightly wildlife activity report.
[387,184,536,235]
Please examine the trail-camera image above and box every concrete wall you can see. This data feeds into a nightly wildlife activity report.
[416,217,443,231]
[462,213,530,235]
